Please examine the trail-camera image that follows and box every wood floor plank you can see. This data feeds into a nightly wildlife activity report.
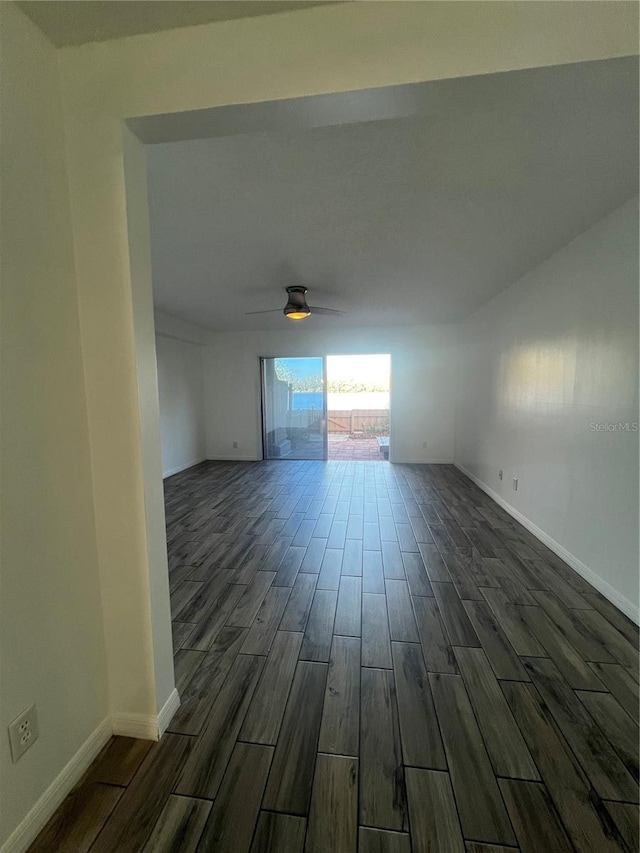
[300,538,327,574]
[419,543,451,582]
[588,662,639,723]
[498,778,573,853]
[396,524,416,550]
[91,734,194,853]
[263,660,327,815]
[197,742,273,853]
[585,592,639,649]
[170,580,205,620]
[305,754,358,853]
[360,667,408,831]
[250,813,306,853]
[405,768,464,853]
[382,541,406,579]
[429,673,516,846]
[173,648,206,695]
[520,605,607,691]
[334,575,362,637]
[293,518,317,547]
[141,795,211,853]
[328,519,348,550]
[529,559,592,609]
[481,589,544,656]
[577,609,638,669]
[178,572,235,622]
[279,573,317,632]
[28,781,123,853]
[90,736,152,786]
[412,595,458,674]
[363,550,386,593]
[391,642,446,770]
[233,543,270,584]
[462,599,529,681]
[364,521,382,551]
[318,548,344,590]
[501,680,628,853]
[240,586,291,655]
[346,514,364,541]
[274,545,306,587]
[362,593,392,669]
[318,635,361,756]
[402,551,433,597]
[433,582,480,647]
[175,654,264,799]
[386,580,420,643]
[300,588,338,662]
[531,589,615,662]
[441,551,483,601]
[359,828,411,853]
[578,690,639,786]
[455,647,539,780]
[168,626,247,736]
[227,571,276,628]
[240,631,304,745]
[260,537,292,573]
[521,658,638,801]
[343,538,364,575]
[181,583,245,651]
[172,621,196,653]
[604,801,640,853]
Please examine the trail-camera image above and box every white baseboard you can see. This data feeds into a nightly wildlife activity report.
[111,688,180,741]
[162,457,207,478]
[158,689,181,737]
[1,718,112,853]
[391,458,454,465]
[454,462,639,626]
[207,455,259,462]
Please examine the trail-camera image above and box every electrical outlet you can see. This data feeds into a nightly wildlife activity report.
[8,703,38,763]
[498,469,503,480]
[512,478,518,491]
[422,441,428,450]
[232,441,239,449]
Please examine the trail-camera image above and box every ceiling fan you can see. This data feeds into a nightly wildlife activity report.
[245,286,345,321]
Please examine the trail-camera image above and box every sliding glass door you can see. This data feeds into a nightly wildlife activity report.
[261,357,327,460]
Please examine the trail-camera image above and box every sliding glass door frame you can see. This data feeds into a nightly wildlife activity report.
[260,355,328,461]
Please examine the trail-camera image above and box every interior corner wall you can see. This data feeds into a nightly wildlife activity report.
[454,197,640,621]
[202,324,458,464]
[156,334,206,477]
[0,4,108,848]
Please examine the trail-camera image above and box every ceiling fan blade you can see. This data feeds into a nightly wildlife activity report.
[244,308,283,315]
[309,306,345,316]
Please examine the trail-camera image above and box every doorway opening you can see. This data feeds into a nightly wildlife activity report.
[327,354,391,461]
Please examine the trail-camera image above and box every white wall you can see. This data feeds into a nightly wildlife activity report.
[202,325,458,464]
[455,198,639,620]
[155,332,206,477]
[0,5,108,848]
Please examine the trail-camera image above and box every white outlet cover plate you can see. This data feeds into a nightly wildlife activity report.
[8,703,38,762]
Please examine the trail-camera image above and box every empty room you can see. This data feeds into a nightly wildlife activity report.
[1,2,639,852]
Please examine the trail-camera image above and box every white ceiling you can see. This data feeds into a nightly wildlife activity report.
[147,57,638,332]
[18,1,331,47]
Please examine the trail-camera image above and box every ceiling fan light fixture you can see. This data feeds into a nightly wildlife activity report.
[283,285,311,320]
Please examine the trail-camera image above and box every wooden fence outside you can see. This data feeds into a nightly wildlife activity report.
[326,409,389,434]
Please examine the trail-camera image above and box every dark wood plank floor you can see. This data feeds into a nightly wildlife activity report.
[30,461,639,852]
